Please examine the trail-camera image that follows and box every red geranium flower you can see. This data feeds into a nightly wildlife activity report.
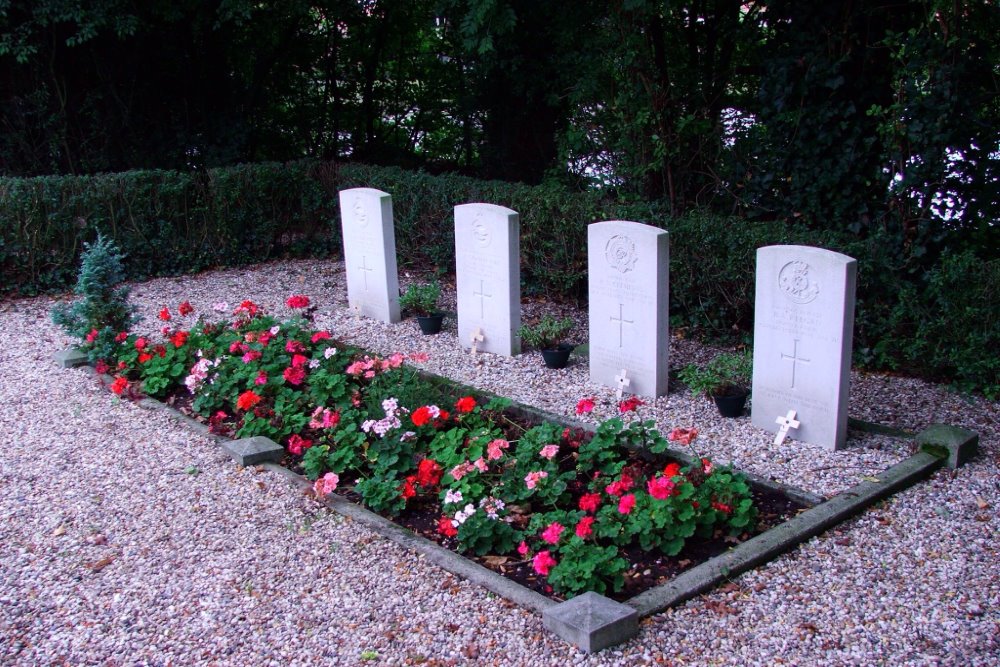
[575,397,595,415]
[416,459,443,487]
[94,360,109,375]
[110,376,128,395]
[283,366,306,385]
[287,434,313,455]
[158,307,171,321]
[578,493,602,513]
[291,354,309,368]
[85,329,99,343]
[575,516,595,539]
[455,396,476,413]
[311,330,331,343]
[138,352,153,364]
[170,330,189,348]
[134,337,147,350]
[411,406,432,427]
[618,396,644,413]
[154,345,166,358]
[400,475,418,500]
[285,339,306,354]
[286,294,310,309]
[115,331,128,343]
[236,390,262,411]
[663,462,682,479]
[712,501,732,514]
[178,301,194,316]
[437,516,458,538]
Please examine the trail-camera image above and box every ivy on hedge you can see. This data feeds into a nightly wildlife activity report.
[1,159,996,397]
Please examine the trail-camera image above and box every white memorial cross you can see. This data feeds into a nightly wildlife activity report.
[470,327,485,357]
[773,410,801,445]
[615,369,631,399]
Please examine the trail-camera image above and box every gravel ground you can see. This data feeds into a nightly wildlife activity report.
[1,258,996,666]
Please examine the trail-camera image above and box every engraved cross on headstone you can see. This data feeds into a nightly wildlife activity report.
[610,304,634,349]
[773,410,800,445]
[358,256,374,292]
[780,339,811,389]
[469,327,485,357]
[473,280,493,319]
[614,368,631,399]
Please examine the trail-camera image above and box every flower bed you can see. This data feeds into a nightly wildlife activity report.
[80,296,778,598]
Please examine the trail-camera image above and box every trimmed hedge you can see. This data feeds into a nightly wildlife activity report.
[2,159,996,397]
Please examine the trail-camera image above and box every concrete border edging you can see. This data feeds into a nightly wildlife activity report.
[626,451,945,616]
[57,348,974,653]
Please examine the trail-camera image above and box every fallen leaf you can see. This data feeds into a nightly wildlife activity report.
[87,555,116,572]
[52,526,66,537]
[975,497,989,510]
[482,555,509,567]
[835,538,852,546]
[862,476,881,483]
[719,583,740,593]
[799,622,819,633]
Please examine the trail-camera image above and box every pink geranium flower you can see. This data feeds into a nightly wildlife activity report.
[541,522,565,545]
[533,550,557,576]
[524,470,549,490]
[575,516,595,539]
[313,472,339,497]
[539,444,559,460]
[647,475,675,500]
[486,438,509,460]
[668,427,699,445]
[617,493,636,514]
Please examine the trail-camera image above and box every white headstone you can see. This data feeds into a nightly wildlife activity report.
[588,221,669,397]
[338,188,401,323]
[454,203,520,356]
[751,245,857,450]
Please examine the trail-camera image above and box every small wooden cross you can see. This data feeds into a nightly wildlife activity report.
[351,304,362,321]
[773,409,801,445]
[469,327,485,357]
[614,368,631,399]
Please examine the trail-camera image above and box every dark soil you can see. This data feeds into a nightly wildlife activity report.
[334,480,805,604]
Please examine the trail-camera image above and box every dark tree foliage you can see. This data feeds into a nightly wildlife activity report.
[1,0,996,261]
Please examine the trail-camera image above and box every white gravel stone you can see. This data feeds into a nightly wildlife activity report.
[0,258,996,666]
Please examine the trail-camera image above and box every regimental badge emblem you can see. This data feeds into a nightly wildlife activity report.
[778,260,820,304]
[472,212,492,247]
[605,235,638,273]
[353,197,369,228]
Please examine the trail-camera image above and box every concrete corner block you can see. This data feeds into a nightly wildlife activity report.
[915,424,979,469]
[55,347,90,369]
[223,436,284,466]
[542,591,638,653]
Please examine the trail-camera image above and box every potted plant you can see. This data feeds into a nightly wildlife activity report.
[400,281,444,334]
[518,315,575,368]
[678,350,752,417]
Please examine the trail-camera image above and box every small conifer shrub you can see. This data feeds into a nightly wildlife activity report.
[52,234,138,362]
